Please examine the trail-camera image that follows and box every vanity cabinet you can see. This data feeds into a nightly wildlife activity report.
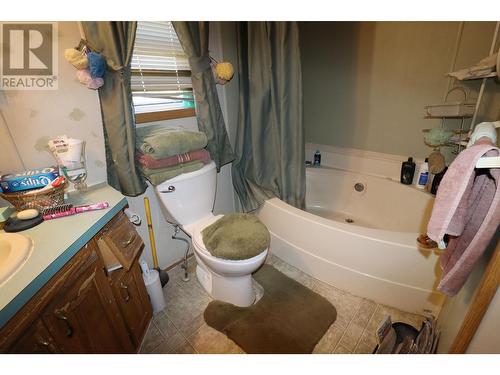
[0,210,153,354]
[40,241,134,353]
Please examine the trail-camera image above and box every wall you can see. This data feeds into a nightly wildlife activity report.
[0,21,237,270]
[436,239,498,353]
[467,285,500,353]
[0,22,107,184]
[299,22,500,161]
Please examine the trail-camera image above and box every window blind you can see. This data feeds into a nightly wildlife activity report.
[131,21,194,114]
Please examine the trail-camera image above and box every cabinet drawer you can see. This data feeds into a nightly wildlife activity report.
[99,212,143,271]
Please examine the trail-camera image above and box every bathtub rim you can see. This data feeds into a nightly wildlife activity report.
[306,164,434,195]
[263,197,441,254]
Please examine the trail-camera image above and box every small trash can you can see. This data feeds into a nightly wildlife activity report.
[140,260,166,313]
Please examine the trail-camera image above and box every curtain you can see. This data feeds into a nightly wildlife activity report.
[172,22,235,171]
[232,22,305,212]
[82,22,146,196]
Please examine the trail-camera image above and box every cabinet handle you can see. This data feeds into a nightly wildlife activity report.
[120,282,131,302]
[55,312,74,337]
[121,233,136,248]
[38,339,50,347]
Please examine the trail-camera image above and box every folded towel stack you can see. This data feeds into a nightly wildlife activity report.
[135,126,211,186]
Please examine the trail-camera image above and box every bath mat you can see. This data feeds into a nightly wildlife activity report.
[204,264,337,354]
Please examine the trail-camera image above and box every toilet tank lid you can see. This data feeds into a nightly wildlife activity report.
[156,161,215,187]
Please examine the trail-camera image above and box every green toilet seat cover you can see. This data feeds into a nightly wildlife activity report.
[201,213,270,261]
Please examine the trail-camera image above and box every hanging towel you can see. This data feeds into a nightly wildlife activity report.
[427,137,500,296]
[136,127,208,158]
[447,52,498,80]
[467,121,498,147]
[136,149,211,169]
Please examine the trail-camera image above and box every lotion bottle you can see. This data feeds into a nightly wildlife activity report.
[313,150,321,167]
[416,158,429,189]
[400,157,416,185]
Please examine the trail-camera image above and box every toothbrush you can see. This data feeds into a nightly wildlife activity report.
[42,202,109,220]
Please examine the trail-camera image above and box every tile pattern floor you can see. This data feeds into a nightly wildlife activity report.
[139,253,425,354]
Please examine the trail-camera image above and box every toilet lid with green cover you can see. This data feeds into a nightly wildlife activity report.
[199,213,270,261]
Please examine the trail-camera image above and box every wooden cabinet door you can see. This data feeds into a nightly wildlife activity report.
[110,262,152,350]
[8,319,60,354]
[41,243,134,353]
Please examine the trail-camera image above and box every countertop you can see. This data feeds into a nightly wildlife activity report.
[0,184,127,328]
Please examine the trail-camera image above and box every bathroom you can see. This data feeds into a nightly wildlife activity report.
[1,2,500,370]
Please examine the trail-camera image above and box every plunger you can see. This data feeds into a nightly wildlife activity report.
[143,197,169,287]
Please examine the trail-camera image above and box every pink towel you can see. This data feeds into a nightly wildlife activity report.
[136,149,211,169]
[427,137,500,296]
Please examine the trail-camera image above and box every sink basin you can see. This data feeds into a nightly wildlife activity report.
[0,233,33,287]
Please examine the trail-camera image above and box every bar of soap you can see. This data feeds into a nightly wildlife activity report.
[17,209,39,220]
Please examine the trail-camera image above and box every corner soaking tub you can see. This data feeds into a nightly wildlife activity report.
[258,166,445,315]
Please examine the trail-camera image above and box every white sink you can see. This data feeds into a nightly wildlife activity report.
[0,233,33,287]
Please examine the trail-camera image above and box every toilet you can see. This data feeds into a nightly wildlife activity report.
[155,161,268,307]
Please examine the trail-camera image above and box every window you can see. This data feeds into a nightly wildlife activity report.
[131,21,195,123]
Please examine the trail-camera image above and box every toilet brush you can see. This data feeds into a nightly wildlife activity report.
[143,197,169,287]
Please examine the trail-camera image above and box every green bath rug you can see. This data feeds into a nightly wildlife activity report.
[204,264,337,354]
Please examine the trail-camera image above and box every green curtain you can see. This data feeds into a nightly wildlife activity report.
[172,22,235,171]
[82,22,146,196]
[232,22,305,212]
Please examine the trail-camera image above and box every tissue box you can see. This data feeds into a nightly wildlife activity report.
[0,167,60,192]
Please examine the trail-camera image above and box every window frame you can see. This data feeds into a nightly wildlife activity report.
[135,107,196,124]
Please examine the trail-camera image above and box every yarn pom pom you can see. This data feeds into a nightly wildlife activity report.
[214,62,234,84]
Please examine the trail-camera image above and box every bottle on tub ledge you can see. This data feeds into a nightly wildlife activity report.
[400,157,416,185]
[313,150,321,167]
[416,158,429,189]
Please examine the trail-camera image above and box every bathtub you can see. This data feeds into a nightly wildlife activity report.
[258,165,445,315]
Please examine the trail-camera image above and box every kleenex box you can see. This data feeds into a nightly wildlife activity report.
[0,166,60,192]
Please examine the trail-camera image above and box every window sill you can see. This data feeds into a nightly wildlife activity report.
[135,108,196,124]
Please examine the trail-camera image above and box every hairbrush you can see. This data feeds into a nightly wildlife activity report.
[42,202,109,220]
[41,204,73,216]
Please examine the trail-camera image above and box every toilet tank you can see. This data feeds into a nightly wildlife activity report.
[154,161,216,226]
